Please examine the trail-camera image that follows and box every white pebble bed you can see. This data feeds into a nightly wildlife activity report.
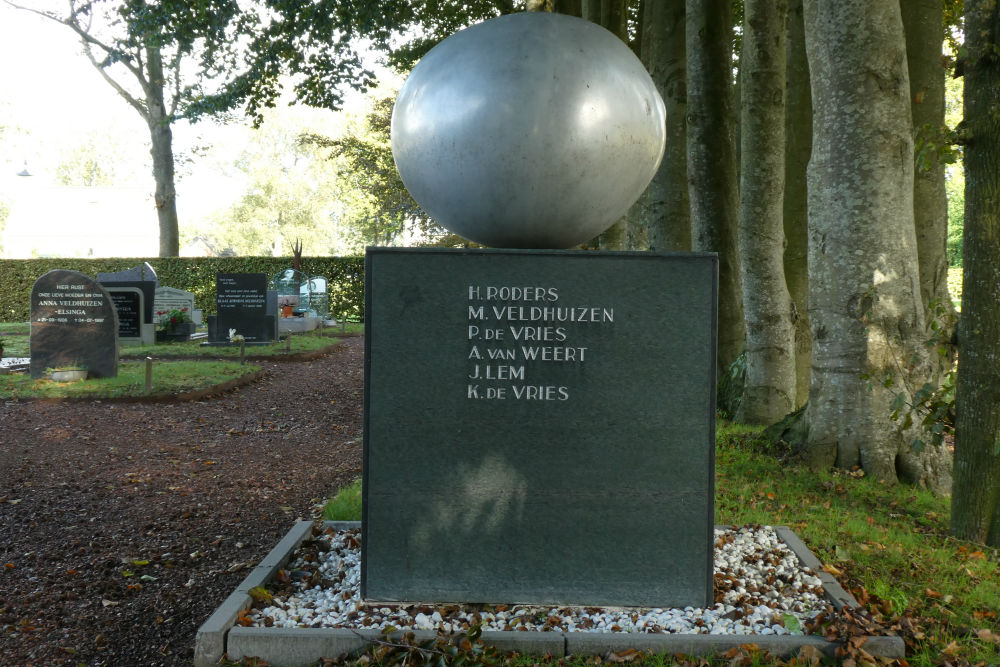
[247,526,829,636]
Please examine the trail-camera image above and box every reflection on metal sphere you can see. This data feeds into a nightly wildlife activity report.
[391,12,666,249]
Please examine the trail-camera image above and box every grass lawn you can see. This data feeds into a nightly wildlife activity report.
[0,321,363,360]
[714,423,999,666]
[0,359,261,399]
[319,423,999,666]
[118,329,353,359]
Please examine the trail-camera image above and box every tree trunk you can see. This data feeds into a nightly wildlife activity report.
[555,0,582,17]
[902,0,953,315]
[801,0,951,492]
[783,0,811,408]
[950,0,1000,545]
[582,0,601,24]
[644,0,690,252]
[597,0,631,250]
[146,46,180,257]
[686,0,744,372]
[735,0,795,425]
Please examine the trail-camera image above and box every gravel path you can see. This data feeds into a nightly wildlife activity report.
[0,336,364,667]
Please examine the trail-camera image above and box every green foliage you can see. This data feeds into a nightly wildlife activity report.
[716,352,746,419]
[885,300,958,452]
[198,107,348,256]
[322,478,362,521]
[0,256,365,322]
[946,166,965,267]
[302,95,453,249]
[54,132,132,187]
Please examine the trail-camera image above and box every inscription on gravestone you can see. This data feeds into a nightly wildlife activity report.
[209,273,275,343]
[363,248,717,608]
[105,287,143,340]
[30,269,119,379]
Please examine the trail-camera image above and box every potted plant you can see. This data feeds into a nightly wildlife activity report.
[155,306,195,342]
[47,364,88,382]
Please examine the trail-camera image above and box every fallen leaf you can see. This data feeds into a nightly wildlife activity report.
[823,564,843,577]
[925,588,942,598]
[940,641,960,657]
[976,629,1000,643]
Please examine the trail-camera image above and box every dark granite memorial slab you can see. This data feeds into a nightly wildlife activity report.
[362,248,718,608]
[30,269,119,379]
[210,273,275,344]
[97,261,157,285]
[105,287,143,340]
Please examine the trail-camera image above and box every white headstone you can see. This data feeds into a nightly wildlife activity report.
[153,286,196,326]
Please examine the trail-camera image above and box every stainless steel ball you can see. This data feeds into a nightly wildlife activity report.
[391,12,666,249]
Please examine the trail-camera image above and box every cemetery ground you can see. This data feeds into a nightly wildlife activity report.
[0,327,997,666]
[0,331,365,667]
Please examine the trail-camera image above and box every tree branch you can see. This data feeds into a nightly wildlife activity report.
[4,0,150,120]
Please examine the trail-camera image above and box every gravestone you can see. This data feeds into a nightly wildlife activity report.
[308,276,329,318]
[99,262,156,345]
[97,261,157,286]
[362,248,717,608]
[104,287,144,342]
[30,269,119,379]
[206,273,275,344]
[153,286,196,326]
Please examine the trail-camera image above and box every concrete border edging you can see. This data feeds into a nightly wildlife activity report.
[194,520,315,667]
[194,522,906,666]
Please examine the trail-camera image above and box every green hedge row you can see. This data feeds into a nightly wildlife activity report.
[0,256,365,323]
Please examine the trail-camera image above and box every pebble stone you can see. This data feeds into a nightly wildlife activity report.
[248,526,828,636]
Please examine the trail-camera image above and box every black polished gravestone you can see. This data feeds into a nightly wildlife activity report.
[30,269,119,379]
[98,262,156,325]
[363,248,718,609]
[105,287,143,341]
[206,273,275,344]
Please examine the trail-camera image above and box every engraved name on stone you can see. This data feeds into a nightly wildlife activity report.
[34,284,108,323]
[465,284,614,401]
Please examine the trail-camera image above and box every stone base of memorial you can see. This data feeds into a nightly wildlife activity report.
[156,322,196,343]
[192,521,906,667]
[278,315,321,334]
[48,368,88,382]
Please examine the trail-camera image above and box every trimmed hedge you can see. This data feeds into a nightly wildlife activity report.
[0,256,365,323]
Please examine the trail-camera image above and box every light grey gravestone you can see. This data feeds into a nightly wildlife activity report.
[153,286,196,326]
[30,269,119,379]
[362,248,718,608]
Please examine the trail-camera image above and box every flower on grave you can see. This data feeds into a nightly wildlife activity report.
[159,306,190,332]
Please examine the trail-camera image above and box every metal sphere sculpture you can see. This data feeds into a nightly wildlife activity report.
[391,12,666,249]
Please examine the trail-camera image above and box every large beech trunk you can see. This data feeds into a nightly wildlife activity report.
[643,0,690,252]
[801,0,950,492]
[950,0,1000,545]
[783,0,811,408]
[736,0,795,424]
[901,0,953,315]
[686,0,744,373]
